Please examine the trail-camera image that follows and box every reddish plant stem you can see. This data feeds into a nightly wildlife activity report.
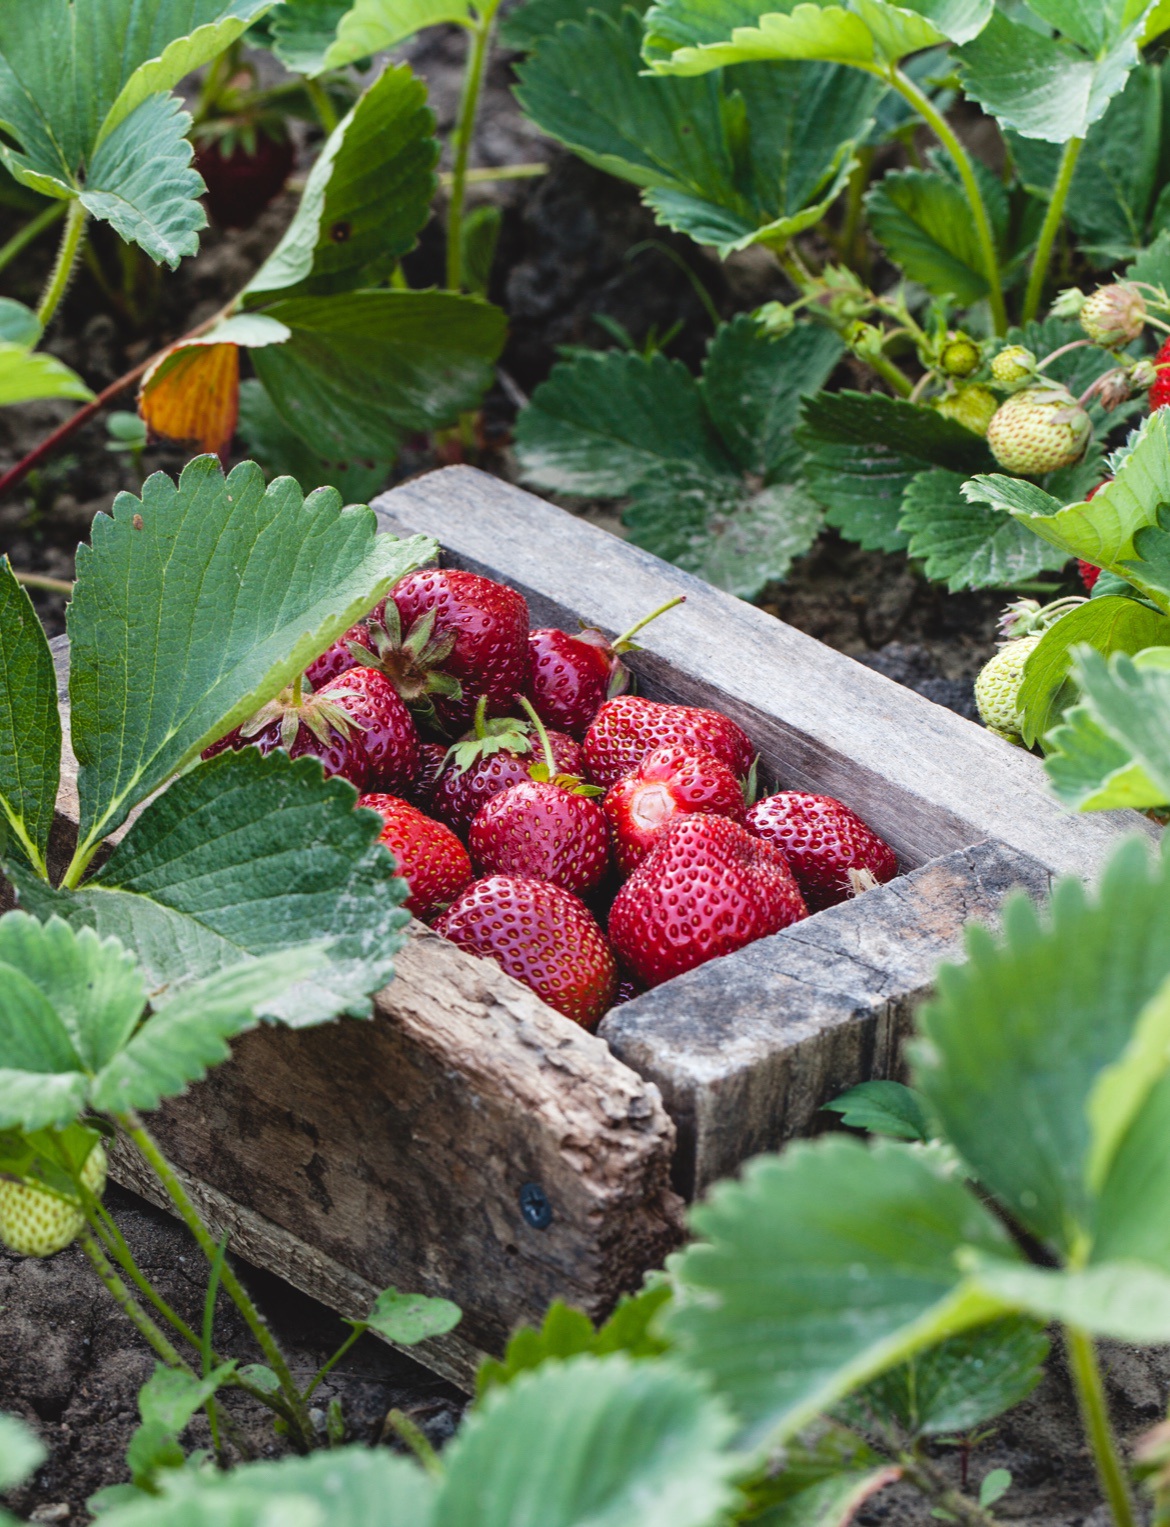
[0,307,229,502]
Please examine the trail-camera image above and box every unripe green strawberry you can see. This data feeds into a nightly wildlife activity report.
[0,1143,107,1258]
[1079,282,1145,347]
[935,384,998,436]
[939,333,980,377]
[990,345,1035,385]
[974,635,1041,743]
[986,387,1091,475]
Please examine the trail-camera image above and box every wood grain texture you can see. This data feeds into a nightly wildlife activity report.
[374,467,1153,878]
[110,922,683,1364]
[601,839,1053,1195]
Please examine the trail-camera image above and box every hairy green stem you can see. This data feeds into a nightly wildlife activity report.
[446,2,500,291]
[440,161,547,188]
[382,1409,442,1477]
[305,1326,363,1401]
[868,348,914,398]
[305,76,339,135]
[0,201,66,279]
[80,1228,193,1371]
[1023,136,1083,325]
[36,200,87,329]
[121,1117,314,1450]
[838,144,875,269]
[87,1200,203,1354]
[12,570,74,595]
[890,68,1007,335]
[1066,1325,1136,1527]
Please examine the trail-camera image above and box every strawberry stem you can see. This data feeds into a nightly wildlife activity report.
[612,595,686,651]
[473,693,489,738]
[518,694,558,776]
[292,671,303,707]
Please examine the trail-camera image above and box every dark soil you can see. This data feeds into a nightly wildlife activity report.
[0,29,1127,1527]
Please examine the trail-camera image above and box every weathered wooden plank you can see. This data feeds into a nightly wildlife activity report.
[374,467,1152,878]
[601,839,1052,1195]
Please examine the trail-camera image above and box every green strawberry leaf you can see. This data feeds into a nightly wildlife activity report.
[265,0,353,73]
[0,344,93,406]
[741,1425,897,1527]
[0,3,276,264]
[66,456,436,858]
[846,1317,1048,1437]
[476,1283,672,1398]
[325,0,475,68]
[1126,224,1170,288]
[136,1362,239,1436]
[0,1413,44,1494]
[956,5,1145,143]
[1007,63,1161,266]
[236,378,395,500]
[1016,596,1170,746]
[251,290,505,459]
[12,748,410,1024]
[643,0,993,74]
[245,63,438,301]
[797,390,993,553]
[623,463,823,597]
[0,1121,104,1202]
[700,315,843,479]
[355,1287,462,1343]
[501,0,637,50]
[962,410,1170,606]
[1044,646,1170,811]
[666,1136,1021,1447]
[0,912,318,1130]
[515,8,880,257]
[822,1079,932,1140]
[914,836,1170,1257]
[516,348,734,496]
[0,300,41,348]
[960,1257,1170,1343]
[0,559,61,875]
[865,168,995,304]
[899,468,1070,591]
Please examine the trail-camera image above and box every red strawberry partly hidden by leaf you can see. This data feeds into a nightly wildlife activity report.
[609,814,806,989]
[604,745,747,875]
[467,700,608,894]
[305,623,375,689]
[359,793,472,921]
[194,128,295,229]
[1078,560,1102,591]
[203,675,373,789]
[434,875,617,1028]
[583,695,755,790]
[527,596,685,739]
[430,700,582,836]
[329,666,420,793]
[1074,480,1111,592]
[745,792,897,911]
[370,570,530,734]
[1151,337,1170,410]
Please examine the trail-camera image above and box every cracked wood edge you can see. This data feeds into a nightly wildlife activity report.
[601,839,1053,1194]
[374,467,1152,878]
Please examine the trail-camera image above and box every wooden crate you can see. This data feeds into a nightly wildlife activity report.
[43,467,1154,1385]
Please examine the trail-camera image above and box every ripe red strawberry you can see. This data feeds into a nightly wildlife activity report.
[194,128,295,229]
[434,875,617,1028]
[609,815,806,989]
[1152,337,1170,410]
[745,792,897,911]
[305,623,375,689]
[527,596,685,739]
[1078,560,1102,591]
[1075,480,1111,592]
[468,702,608,894]
[430,701,582,836]
[409,742,448,808]
[368,570,530,734]
[359,793,472,921]
[583,696,755,790]
[330,667,420,793]
[604,745,747,875]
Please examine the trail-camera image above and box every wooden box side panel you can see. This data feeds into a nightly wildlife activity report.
[375,468,1150,878]
[137,925,684,1359]
[601,841,1053,1193]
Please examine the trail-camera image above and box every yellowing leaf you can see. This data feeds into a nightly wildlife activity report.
[139,343,239,453]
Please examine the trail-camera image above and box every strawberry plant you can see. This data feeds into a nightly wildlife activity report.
[508,0,1170,596]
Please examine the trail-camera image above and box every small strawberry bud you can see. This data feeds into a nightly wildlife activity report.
[756,301,794,337]
[939,332,980,377]
[0,1143,107,1258]
[986,386,1091,475]
[990,345,1036,385]
[1079,282,1145,347]
[934,384,998,437]
[844,321,886,362]
[1050,287,1086,319]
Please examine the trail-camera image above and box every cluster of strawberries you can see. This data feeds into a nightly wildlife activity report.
[206,569,898,1028]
